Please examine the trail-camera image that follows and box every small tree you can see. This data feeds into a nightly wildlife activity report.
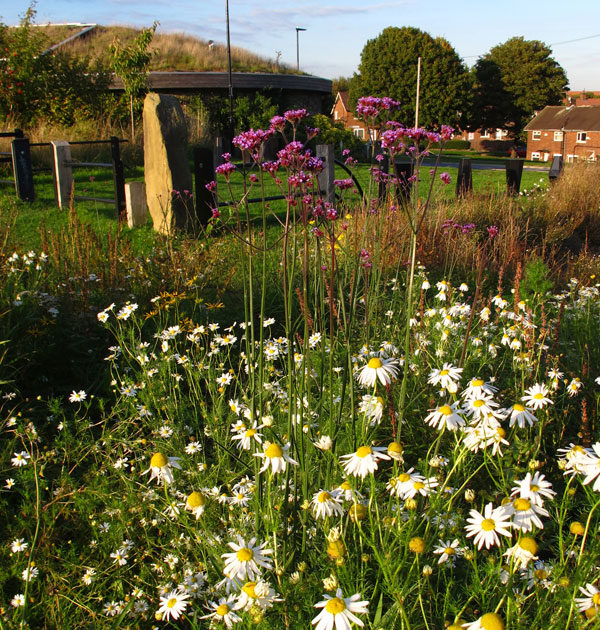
[109,22,158,140]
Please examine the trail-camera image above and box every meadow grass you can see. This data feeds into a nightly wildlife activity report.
[1,111,600,630]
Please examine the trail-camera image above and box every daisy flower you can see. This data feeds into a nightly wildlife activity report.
[427,363,463,393]
[221,536,273,581]
[506,496,549,532]
[356,357,399,388]
[184,491,206,519]
[503,537,539,570]
[424,402,465,431]
[461,377,498,400]
[507,403,537,428]
[567,377,582,397]
[201,598,242,628]
[255,442,298,475]
[358,394,385,425]
[510,472,555,506]
[579,443,600,490]
[231,423,264,450]
[236,580,281,612]
[12,451,30,467]
[465,503,512,550]
[398,475,439,500]
[312,588,369,630]
[311,489,344,520]
[143,452,181,485]
[340,445,390,479]
[522,384,553,410]
[575,583,600,614]
[11,594,25,608]
[387,468,423,498]
[69,390,87,403]
[463,612,505,630]
[433,539,462,565]
[463,394,502,422]
[157,589,190,621]
[10,538,28,553]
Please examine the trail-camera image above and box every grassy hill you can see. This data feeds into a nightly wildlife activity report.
[27,23,297,74]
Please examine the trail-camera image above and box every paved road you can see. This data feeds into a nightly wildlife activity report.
[423,159,550,173]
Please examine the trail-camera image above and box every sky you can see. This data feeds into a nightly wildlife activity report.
[2,0,600,90]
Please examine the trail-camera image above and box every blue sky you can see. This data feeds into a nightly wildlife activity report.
[3,0,600,89]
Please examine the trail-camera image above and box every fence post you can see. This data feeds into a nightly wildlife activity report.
[110,136,126,220]
[316,144,335,204]
[125,181,147,228]
[51,140,73,209]
[456,158,473,197]
[11,137,35,201]
[194,147,214,225]
[393,160,414,205]
[549,155,563,182]
[505,159,524,195]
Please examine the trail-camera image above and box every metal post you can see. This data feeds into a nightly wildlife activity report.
[505,159,524,195]
[296,27,306,72]
[194,146,214,225]
[225,0,234,149]
[316,144,335,204]
[110,136,126,220]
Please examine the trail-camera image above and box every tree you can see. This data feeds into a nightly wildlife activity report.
[109,22,158,140]
[349,27,472,128]
[471,37,569,137]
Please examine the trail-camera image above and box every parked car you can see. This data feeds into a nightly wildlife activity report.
[508,146,526,158]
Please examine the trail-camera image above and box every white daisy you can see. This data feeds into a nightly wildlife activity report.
[575,582,600,614]
[340,445,390,479]
[356,357,399,388]
[184,491,206,519]
[254,442,298,475]
[236,580,281,612]
[578,443,600,490]
[522,384,552,410]
[433,539,462,565]
[424,402,465,431]
[312,588,369,630]
[311,489,344,520]
[463,612,505,630]
[465,503,512,550]
[231,423,264,450]
[461,377,497,400]
[507,403,537,428]
[157,589,189,621]
[11,451,30,467]
[143,453,181,485]
[503,536,539,570]
[221,536,273,582]
[510,472,555,506]
[427,363,463,393]
[201,597,242,628]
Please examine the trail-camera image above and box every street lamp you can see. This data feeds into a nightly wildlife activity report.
[296,27,306,72]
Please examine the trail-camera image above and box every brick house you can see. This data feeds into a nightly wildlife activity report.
[458,127,512,152]
[563,91,600,106]
[331,91,376,140]
[524,106,600,162]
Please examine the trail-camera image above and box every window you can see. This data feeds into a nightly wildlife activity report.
[531,152,540,160]
[553,131,563,142]
[334,111,339,120]
[532,131,541,140]
[468,132,475,140]
[352,127,365,140]
[577,132,587,143]
[480,128,489,138]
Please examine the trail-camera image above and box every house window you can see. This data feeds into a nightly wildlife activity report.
[553,131,563,142]
[577,132,587,143]
[468,132,475,140]
[480,128,489,138]
[352,127,365,140]
[532,131,541,140]
[531,152,540,160]
[334,111,339,120]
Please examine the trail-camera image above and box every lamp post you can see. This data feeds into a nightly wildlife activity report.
[296,27,306,72]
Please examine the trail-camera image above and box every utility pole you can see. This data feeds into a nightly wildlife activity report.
[415,56,421,129]
[296,27,306,72]
[226,0,234,146]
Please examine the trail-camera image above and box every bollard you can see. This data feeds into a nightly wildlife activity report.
[505,159,524,195]
[456,158,473,197]
[317,144,335,204]
[194,147,214,225]
[51,140,73,209]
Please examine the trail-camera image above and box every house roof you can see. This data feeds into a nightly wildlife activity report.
[525,106,600,132]
[563,90,600,106]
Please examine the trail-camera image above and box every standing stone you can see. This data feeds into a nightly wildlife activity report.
[143,93,194,234]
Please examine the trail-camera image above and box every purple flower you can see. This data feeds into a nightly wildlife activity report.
[211,208,221,219]
[269,115,286,132]
[284,109,308,124]
[249,173,258,183]
[440,172,451,185]
[487,225,499,239]
[215,161,237,179]
[334,178,354,190]
[233,128,273,153]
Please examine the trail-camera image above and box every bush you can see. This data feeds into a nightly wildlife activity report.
[430,139,471,150]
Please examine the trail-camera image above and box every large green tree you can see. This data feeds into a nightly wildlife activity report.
[349,26,472,128]
[471,36,569,136]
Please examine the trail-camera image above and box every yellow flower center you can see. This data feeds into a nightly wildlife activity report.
[473,399,484,408]
[236,548,254,562]
[318,492,331,503]
[585,607,597,619]
[216,604,230,616]
[367,358,383,369]
[593,593,600,606]
[513,498,531,511]
[481,518,496,531]
[531,484,540,492]
[472,379,484,387]
[187,491,205,508]
[340,481,351,491]
[398,473,411,482]
[167,598,177,609]
[327,539,346,558]
[513,403,525,411]
[413,481,425,491]
[444,547,456,555]
[440,369,449,376]
[150,452,168,468]
[325,597,347,615]
[534,393,544,400]
[439,405,452,415]
[518,537,538,554]
[242,582,257,598]
[388,441,403,453]
[246,429,256,437]
[265,443,283,458]
[570,521,585,536]
[480,612,505,630]
[534,568,547,580]
[356,446,373,458]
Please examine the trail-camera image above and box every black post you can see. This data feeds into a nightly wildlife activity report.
[194,146,214,225]
[549,155,563,182]
[11,137,35,201]
[393,160,414,205]
[110,136,126,220]
[456,158,473,197]
[316,144,335,204]
[505,159,524,195]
